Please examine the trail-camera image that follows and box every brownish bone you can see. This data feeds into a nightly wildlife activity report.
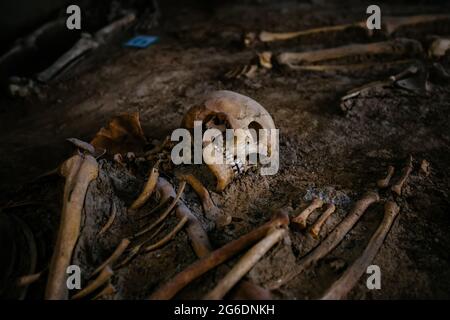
[92,283,116,300]
[321,201,400,300]
[155,177,212,258]
[91,239,130,277]
[45,154,99,300]
[149,211,289,300]
[268,191,379,290]
[71,266,113,300]
[377,166,395,189]
[16,272,42,287]
[98,203,117,236]
[154,178,270,299]
[227,281,272,300]
[383,15,450,35]
[133,181,186,239]
[293,198,324,229]
[391,156,413,196]
[258,22,366,42]
[144,216,189,252]
[309,204,336,239]
[277,39,423,68]
[204,228,287,300]
[129,163,160,211]
[178,173,231,227]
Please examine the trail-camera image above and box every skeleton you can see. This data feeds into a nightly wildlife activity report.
[321,201,400,299]
[37,13,136,83]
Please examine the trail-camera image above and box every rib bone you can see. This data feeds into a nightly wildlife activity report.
[129,162,160,211]
[292,198,324,229]
[91,239,130,277]
[269,191,379,290]
[149,210,289,299]
[71,266,113,300]
[45,154,99,300]
[321,201,400,299]
[204,228,287,300]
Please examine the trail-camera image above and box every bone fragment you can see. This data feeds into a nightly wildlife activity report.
[293,198,324,229]
[321,201,400,299]
[149,210,289,299]
[309,204,336,239]
[384,15,450,35]
[204,228,287,300]
[377,165,395,189]
[45,154,98,300]
[391,156,413,196]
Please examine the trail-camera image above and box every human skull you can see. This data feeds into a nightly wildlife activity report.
[181,90,276,191]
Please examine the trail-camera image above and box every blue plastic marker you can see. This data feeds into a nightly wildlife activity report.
[124,35,159,48]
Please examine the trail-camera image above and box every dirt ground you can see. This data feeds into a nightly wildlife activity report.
[1,1,450,299]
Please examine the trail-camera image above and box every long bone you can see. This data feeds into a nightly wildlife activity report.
[149,211,289,300]
[248,15,450,45]
[249,22,367,44]
[321,201,400,299]
[292,198,324,229]
[204,228,287,300]
[391,156,413,196]
[268,191,379,290]
[309,204,336,239]
[45,154,99,300]
[37,13,136,83]
[277,39,423,69]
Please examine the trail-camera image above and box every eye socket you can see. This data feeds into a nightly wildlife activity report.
[248,121,263,143]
